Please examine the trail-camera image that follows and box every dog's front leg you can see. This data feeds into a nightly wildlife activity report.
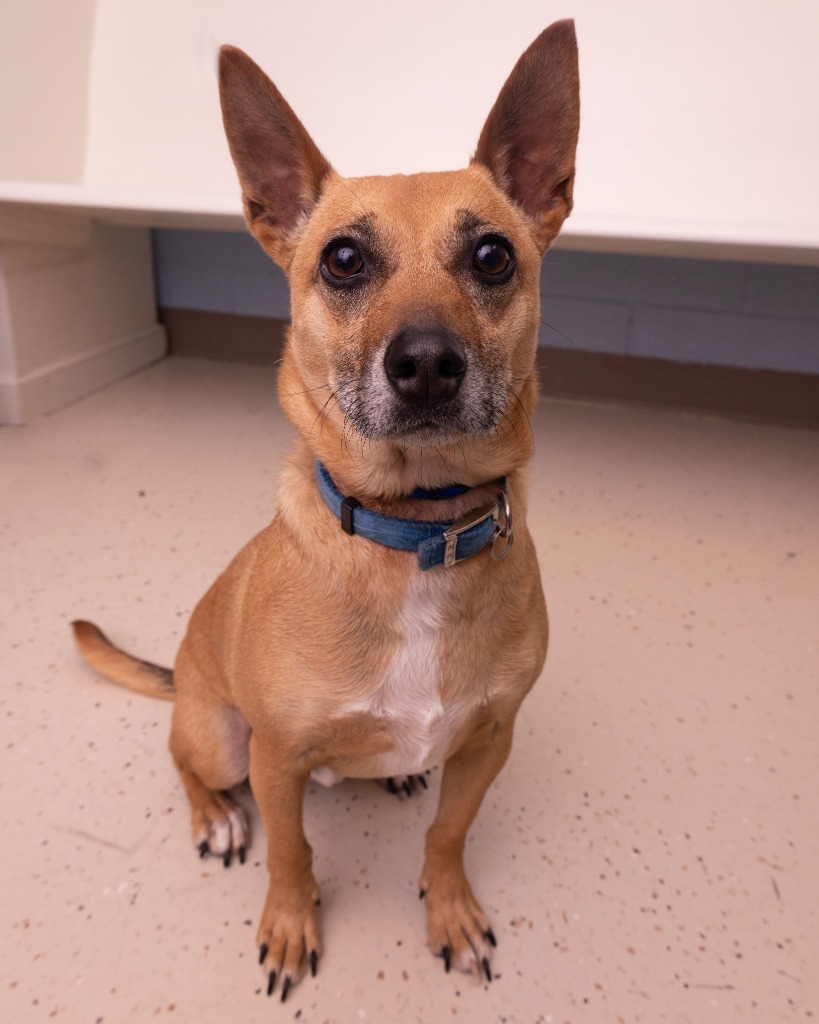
[250,732,321,1001]
[419,716,515,981]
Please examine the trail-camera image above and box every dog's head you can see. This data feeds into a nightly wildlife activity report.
[219,22,579,495]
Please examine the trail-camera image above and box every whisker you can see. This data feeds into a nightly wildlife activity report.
[310,390,338,440]
[507,386,536,454]
[500,409,520,447]
[389,446,408,474]
[340,415,354,460]
[338,179,373,221]
[432,446,453,478]
[455,439,470,473]
[539,317,580,350]
[459,181,486,220]
[284,382,333,398]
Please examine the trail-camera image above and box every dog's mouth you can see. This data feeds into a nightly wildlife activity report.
[332,363,506,447]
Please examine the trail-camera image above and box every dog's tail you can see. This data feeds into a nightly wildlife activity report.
[71,621,176,701]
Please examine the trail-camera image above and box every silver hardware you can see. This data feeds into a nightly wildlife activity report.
[443,501,498,567]
[490,489,514,560]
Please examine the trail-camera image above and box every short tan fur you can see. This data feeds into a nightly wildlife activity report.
[73,19,580,999]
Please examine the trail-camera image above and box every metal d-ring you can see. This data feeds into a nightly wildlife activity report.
[491,489,514,559]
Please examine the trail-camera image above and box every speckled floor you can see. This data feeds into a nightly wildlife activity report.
[2,357,817,1024]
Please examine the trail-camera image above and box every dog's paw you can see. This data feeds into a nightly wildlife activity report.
[419,869,496,982]
[380,772,430,799]
[257,880,322,1001]
[191,790,249,868]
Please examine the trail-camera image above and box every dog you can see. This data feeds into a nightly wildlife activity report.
[72,20,579,1001]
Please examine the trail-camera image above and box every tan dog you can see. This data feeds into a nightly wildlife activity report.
[73,20,579,1000]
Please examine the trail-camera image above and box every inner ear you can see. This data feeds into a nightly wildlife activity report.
[219,46,334,261]
[472,20,580,250]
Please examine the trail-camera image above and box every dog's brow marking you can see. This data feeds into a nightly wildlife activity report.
[337,213,376,234]
[455,209,485,236]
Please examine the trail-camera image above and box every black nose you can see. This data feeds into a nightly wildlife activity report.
[383,328,466,407]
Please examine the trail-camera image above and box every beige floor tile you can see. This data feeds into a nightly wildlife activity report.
[2,358,817,1023]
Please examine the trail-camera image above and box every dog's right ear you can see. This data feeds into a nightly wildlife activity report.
[219,46,333,267]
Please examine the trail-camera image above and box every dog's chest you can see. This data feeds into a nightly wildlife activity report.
[333,572,472,779]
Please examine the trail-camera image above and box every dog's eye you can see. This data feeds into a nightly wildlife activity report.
[323,242,364,280]
[473,236,513,278]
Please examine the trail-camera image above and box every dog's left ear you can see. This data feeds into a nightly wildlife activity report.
[473,20,580,252]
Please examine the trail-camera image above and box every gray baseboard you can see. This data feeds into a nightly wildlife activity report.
[536,348,819,426]
[160,307,287,364]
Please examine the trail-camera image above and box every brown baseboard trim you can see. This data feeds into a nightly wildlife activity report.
[159,307,287,364]
[159,308,818,427]
[538,348,819,426]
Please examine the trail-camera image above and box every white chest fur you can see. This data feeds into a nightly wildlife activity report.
[336,570,469,780]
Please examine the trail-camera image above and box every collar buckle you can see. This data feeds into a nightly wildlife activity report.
[490,487,514,560]
[442,501,499,568]
[442,489,514,567]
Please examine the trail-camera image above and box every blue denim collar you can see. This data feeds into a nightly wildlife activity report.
[314,461,512,570]
[407,482,471,500]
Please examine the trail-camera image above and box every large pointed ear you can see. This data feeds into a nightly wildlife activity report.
[219,46,334,267]
[472,20,580,252]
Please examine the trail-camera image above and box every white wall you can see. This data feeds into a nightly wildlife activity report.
[1,0,817,251]
[0,0,96,181]
[82,0,819,250]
